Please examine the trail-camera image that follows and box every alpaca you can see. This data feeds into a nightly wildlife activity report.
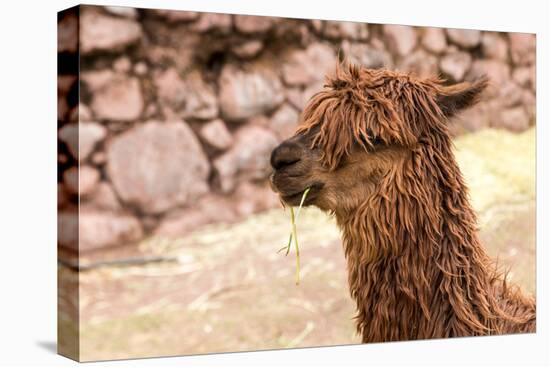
[269,63,536,342]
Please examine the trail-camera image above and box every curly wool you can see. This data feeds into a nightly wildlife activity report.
[297,63,535,342]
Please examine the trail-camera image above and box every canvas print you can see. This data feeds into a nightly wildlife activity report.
[57,5,536,362]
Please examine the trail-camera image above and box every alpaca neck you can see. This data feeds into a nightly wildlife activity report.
[335,141,508,342]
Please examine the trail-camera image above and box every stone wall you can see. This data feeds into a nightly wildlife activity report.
[57,5,536,252]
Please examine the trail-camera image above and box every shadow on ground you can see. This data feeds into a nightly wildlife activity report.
[36,341,57,354]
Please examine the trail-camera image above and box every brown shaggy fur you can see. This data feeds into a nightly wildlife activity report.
[270,62,535,343]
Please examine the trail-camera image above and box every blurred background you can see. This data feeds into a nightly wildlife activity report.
[57,5,536,361]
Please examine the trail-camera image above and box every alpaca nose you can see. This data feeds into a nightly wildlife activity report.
[271,141,302,170]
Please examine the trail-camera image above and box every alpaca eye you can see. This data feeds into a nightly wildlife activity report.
[359,128,384,149]
[356,135,384,151]
[370,136,383,146]
[366,136,384,149]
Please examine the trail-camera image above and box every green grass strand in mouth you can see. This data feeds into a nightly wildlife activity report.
[277,187,311,285]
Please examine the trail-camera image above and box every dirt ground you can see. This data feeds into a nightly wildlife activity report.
[58,128,536,361]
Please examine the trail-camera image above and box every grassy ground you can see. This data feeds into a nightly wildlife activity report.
[58,128,536,361]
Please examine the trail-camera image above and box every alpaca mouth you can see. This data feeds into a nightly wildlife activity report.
[270,175,324,206]
[281,189,314,205]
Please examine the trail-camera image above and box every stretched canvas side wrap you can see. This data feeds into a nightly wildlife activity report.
[57,4,536,362]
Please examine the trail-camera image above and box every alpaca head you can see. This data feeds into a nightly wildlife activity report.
[270,63,487,213]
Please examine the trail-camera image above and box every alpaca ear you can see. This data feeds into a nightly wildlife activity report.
[436,77,489,118]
